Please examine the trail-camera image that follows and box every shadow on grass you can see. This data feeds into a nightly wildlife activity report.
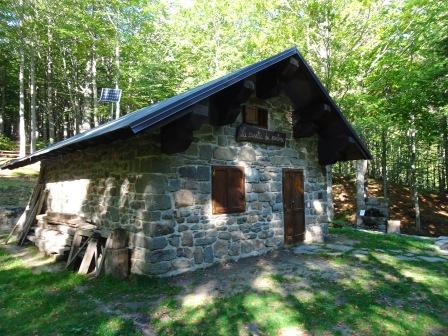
[0,247,175,336]
[151,230,448,336]
[1,228,447,336]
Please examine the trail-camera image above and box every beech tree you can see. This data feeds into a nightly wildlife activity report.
[0,0,446,230]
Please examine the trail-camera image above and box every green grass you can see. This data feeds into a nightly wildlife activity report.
[0,176,36,207]
[0,161,40,207]
[1,228,447,335]
[0,247,178,336]
[331,227,438,254]
[151,228,448,336]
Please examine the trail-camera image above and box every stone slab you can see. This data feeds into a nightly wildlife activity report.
[417,256,448,263]
[395,255,418,261]
[326,244,353,252]
[293,244,323,254]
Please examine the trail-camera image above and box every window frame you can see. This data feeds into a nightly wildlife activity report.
[212,165,246,215]
[243,105,268,129]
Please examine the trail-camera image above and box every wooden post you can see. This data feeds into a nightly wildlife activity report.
[104,228,129,279]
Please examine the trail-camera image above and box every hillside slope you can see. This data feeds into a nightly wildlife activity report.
[333,176,448,236]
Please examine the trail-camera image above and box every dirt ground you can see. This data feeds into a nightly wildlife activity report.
[333,176,448,236]
[3,230,446,336]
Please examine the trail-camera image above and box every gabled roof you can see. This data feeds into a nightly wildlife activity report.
[2,47,371,169]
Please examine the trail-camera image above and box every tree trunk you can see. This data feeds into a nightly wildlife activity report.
[439,143,446,193]
[62,53,81,135]
[30,45,37,153]
[46,19,55,144]
[356,160,368,226]
[443,115,448,192]
[409,116,421,232]
[0,65,5,134]
[114,42,120,119]
[19,37,26,157]
[91,49,98,127]
[381,129,388,198]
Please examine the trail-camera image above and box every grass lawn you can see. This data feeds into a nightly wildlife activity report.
[0,161,39,207]
[0,228,447,335]
[0,242,179,336]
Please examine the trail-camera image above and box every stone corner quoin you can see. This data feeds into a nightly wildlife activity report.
[42,96,330,277]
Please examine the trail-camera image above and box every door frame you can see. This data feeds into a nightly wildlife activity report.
[282,168,306,244]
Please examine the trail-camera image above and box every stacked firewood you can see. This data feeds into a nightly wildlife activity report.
[27,212,96,260]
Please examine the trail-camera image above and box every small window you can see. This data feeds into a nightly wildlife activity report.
[212,166,245,214]
[243,105,268,128]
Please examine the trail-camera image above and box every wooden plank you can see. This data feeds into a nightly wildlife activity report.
[0,150,20,154]
[95,234,111,277]
[5,184,43,244]
[236,124,286,146]
[78,238,98,275]
[93,243,99,274]
[18,188,47,245]
[95,246,106,277]
[66,231,82,268]
[65,236,91,270]
[4,212,26,245]
[18,189,48,245]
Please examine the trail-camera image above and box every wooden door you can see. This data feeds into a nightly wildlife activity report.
[283,169,305,244]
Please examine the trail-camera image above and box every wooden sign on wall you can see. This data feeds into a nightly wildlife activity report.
[236,124,286,146]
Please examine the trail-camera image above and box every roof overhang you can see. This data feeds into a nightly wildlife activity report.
[2,47,371,170]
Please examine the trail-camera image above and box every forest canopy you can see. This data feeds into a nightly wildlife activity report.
[0,0,447,196]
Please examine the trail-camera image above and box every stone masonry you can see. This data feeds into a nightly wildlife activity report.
[43,95,330,277]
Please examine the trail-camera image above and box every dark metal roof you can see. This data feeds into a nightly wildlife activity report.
[2,47,371,169]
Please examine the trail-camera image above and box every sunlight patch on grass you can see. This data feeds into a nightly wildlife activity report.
[252,275,278,291]
[95,316,133,336]
[242,293,304,333]
[277,326,308,336]
[292,290,315,303]
[0,162,40,177]
[1,228,447,336]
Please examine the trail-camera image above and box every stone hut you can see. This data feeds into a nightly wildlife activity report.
[2,48,371,277]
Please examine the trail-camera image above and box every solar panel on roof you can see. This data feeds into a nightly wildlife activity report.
[99,88,122,102]
[1,47,372,170]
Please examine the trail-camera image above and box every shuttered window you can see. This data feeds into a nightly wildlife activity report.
[212,166,245,214]
[243,105,268,128]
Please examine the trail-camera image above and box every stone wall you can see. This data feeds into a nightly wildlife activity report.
[43,95,329,276]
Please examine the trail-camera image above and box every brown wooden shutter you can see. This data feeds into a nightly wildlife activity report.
[244,105,259,125]
[212,166,245,214]
[227,167,245,212]
[212,167,227,214]
[244,105,268,128]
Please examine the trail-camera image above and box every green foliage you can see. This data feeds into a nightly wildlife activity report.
[36,140,47,150]
[0,135,16,151]
[331,218,349,228]
[0,0,447,192]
